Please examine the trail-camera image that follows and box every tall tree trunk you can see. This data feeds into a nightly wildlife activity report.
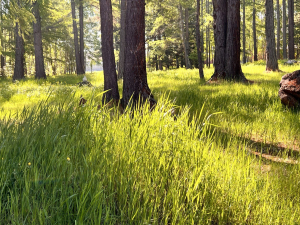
[288,0,294,59]
[123,0,155,108]
[0,1,4,76]
[210,0,246,81]
[185,7,190,65]
[71,0,84,75]
[33,1,46,79]
[276,0,280,59]
[211,0,226,78]
[99,0,120,103]
[253,0,258,61]
[206,0,209,68]
[283,0,287,59]
[13,23,25,80]
[242,0,246,63]
[200,0,204,68]
[196,0,204,79]
[179,5,191,69]
[79,0,85,73]
[265,0,279,71]
[118,0,126,79]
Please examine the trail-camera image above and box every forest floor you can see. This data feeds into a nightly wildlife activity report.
[0,62,300,224]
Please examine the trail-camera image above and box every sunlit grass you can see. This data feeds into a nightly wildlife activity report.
[0,63,300,224]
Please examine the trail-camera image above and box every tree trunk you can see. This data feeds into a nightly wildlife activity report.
[71,0,84,75]
[200,0,204,68]
[79,0,85,73]
[210,0,246,82]
[118,0,126,79]
[253,0,258,61]
[99,0,120,103]
[242,0,246,64]
[123,0,155,108]
[33,1,46,79]
[283,0,287,59]
[276,0,280,59]
[288,0,294,59]
[179,5,191,69]
[265,0,279,71]
[211,0,227,78]
[0,1,4,76]
[196,0,204,79]
[13,23,25,80]
[185,7,190,65]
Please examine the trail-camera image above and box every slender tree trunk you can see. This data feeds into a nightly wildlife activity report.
[179,5,191,69]
[210,0,246,81]
[33,1,46,79]
[196,0,204,79]
[276,0,280,59]
[71,0,84,75]
[288,0,294,59]
[0,1,4,76]
[206,0,209,68]
[253,0,258,61]
[185,7,190,65]
[13,23,25,80]
[283,0,287,59]
[99,0,120,103]
[79,0,85,73]
[265,0,279,71]
[200,0,204,68]
[123,0,155,108]
[243,0,246,63]
[118,0,126,79]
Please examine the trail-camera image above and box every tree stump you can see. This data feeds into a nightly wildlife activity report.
[279,70,300,108]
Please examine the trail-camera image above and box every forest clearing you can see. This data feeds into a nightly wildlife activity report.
[1,63,300,224]
[1,0,300,223]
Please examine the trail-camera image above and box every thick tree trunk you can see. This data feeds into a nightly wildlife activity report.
[276,0,280,59]
[253,0,258,61]
[283,0,287,59]
[118,0,126,79]
[71,0,84,75]
[196,0,204,79]
[33,1,46,79]
[265,0,279,71]
[13,23,25,80]
[210,0,246,81]
[179,5,191,69]
[211,0,227,78]
[242,0,246,64]
[288,0,294,59]
[123,0,155,108]
[79,0,85,73]
[99,0,120,103]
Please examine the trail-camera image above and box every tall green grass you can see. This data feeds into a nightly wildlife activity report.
[0,64,300,224]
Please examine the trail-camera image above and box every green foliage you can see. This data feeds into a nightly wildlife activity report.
[1,65,300,223]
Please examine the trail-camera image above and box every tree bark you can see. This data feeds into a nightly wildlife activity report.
[179,5,191,69]
[99,0,120,103]
[118,0,126,79]
[242,0,246,64]
[185,7,190,66]
[283,0,287,59]
[71,0,84,75]
[210,0,246,82]
[265,0,279,71]
[253,0,257,61]
[288,0,294,59]
[79,0,85,73]
[13,23,25,80]
[276,0,280,59]
[123,0,155,108]
[196,0,204,79]
[0,1,4,76]
[33,1,46,79]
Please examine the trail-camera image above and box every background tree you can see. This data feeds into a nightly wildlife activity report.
[288,0,294,59]
[196,0,204,79]
[33,0,46,79]
[283,0,287,59]
[265,0,278,71]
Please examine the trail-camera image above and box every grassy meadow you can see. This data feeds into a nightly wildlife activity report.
[0,63,300,224]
